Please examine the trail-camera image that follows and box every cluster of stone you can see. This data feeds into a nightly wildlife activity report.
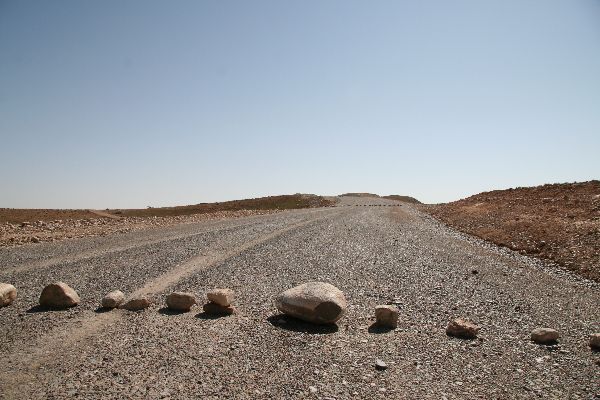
[204,288,236,315]
[2,280,599,353]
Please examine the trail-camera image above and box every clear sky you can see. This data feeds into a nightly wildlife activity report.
[1,1,599,208]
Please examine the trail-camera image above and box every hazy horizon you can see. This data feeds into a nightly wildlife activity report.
[1,1,599,209]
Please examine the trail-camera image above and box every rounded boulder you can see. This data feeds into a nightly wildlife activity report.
[39,282,80,309]
[275,282,347,324]
[101,290,125,309]
[0,283,17,307]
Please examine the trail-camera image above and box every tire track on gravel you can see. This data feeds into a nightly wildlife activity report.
[1,208,330,274]
[0,208,348,398]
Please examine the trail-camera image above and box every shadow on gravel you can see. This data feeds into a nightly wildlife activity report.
[158,307,188,316]
[267,314,338,334]
[26,305,70,313]
[368,323,394,334]
[94,307,112,314]
[195,312,229,320]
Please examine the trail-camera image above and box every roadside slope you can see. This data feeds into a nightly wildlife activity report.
[425,181,600,281]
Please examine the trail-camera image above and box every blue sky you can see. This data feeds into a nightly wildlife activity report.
[1,1,599,208]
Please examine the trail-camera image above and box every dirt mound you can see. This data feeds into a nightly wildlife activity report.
[111,194,335,218]
[0,194,335,248]
[426,181,600,281]
[0,194,334,224]
[382,195,421,204]
[0,209,99,224]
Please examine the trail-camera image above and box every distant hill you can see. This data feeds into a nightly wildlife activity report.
[111,194,336,218]
[0,194,336,223]
[339,193,380,198]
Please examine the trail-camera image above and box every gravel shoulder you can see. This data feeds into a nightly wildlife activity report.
[0,197,598,399]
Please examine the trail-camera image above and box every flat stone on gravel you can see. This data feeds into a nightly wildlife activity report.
[206,288,234,307]
[446,318,480,339]
[531,328,559,344]
[590,333,600,350]
[203,302,235,315]
[375,359,388,371]
[275,281,347,324]
[119,296,151,311]
[166,292,197,311]
[0,283,17,307]
[101,290,125,309]
[375,305,398,328]
[39,282,80,309]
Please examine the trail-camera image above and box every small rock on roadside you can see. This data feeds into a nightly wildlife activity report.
[39,282,80,309]
[120,296,151,311]
[0,283,17,307]
[166,292,197,311]
[101,290,125,309]
[203,302,235,315]
[588,333,600,350]
[275,281,347,324]
[531,328,559,345]
[446,318,480,339]
[375,359,388,371]
[206,288,234,307]
[375,305,398,328]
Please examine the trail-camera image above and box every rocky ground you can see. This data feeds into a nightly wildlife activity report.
[0,210,279,248]
[426,181,600,282]
[0,196,598,399]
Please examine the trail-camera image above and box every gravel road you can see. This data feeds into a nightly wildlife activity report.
[1,197,598,399]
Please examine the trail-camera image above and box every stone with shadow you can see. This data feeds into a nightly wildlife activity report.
[275,282,347,325]
[268,314,339,334]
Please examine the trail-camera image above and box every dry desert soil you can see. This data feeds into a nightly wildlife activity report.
[426,181,600,282]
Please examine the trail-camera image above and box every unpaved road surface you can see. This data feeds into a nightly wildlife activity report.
[1,197,598,399]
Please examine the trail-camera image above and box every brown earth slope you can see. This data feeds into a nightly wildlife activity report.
[0,194,336,247]
[426,181,600,281]
[0,194,335,223]
[110,194,335,218]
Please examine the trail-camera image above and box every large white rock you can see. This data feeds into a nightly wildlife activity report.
[39,282,80,309]
[0,283,17,307]
[275,282,347,324]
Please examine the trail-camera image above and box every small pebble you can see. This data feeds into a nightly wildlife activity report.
[375,359,388,371]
